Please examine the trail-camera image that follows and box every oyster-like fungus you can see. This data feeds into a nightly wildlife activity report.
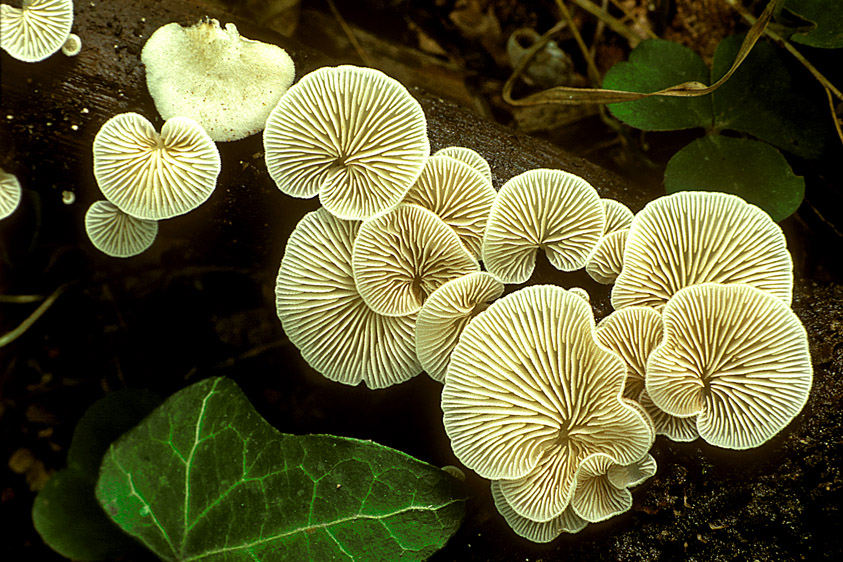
[596,306,698,442]
[0,168,22,220]
[482,169,605,284]
[612,191,793,310]
[646,283,812,450]
[402,155,497,257]
[415,271,504,382]
[585,228,627,285]
[491,481,587,543]
[568,287,590,303]
[141,19,295,142]
[352,203,479,317]
[601,198,634,234]
[276,207,421,389]
[264,65,429,220]
[434,146,493,185]
[0,0,73,62]
[92,112,221,220]
[84,200,158,258]
[570,453,657,523]
[442,285,653,522]
[61,32,80,56]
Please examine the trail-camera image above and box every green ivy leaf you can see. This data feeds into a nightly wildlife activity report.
[711,34,832,159]
[786,0,843,48]
[664,136,806,221]
[96,377,466,562]
[603,39,713,131]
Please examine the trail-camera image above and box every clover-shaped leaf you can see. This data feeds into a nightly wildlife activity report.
[786,0,843,48]
[96,376,466,562]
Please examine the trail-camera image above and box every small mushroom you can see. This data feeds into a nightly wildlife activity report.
[433,146,493,185]
[601,198,634,234]
[352,203,480,317]
[612,191,793,311]
[482,169,605,284]
[92,112,221,220]
[585,228,627,285]
[491,480,587,543]
[570,453,657,523]
[0,168,22,220]
[61,32,81,56]
[646,283,812,450]
[402,155,497,257]
[141,19,295,142]
[264,65,430,220]
[84,200,158,258]
[276,208,421,389]
[415,271,504,382]
[0,0,73,62]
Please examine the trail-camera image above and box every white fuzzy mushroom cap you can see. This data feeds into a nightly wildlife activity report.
[0,0,73,62]
[142,19,295,142]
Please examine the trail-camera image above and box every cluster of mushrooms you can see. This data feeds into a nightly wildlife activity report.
[3,3,814,545]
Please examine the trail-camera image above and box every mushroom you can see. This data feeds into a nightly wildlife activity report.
[481,169,605,284]
[92,112,221,220]
[415,271,504,382]
[84,200,158,258]
[568,287,590,303]
[276,207,421,389]
[61,32,81,56]
[601,198,634,234]
[612,191,793,311]
[0,0,73,62]
[570,452,657,523]
[352,203,480,317]
[264,65,429,220]
[585,228,627,285]
[490,481,587,543]
[442,285,654,522]
[646,283,813,450]
[402,155,497,257]
[433,146,493,185]
[141,19,295,142]
[0,168,22,220]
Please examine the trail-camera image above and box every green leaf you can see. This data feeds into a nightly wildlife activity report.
[711,34,833,159]
[603,39,713,131]
[664,136,806,221]
[96,377,466,562]
[786,0,843,48]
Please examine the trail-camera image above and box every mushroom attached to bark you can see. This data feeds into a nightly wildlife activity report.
[61,32,81,56]
[442,285,653,522]
[92,112,221,220]
[585,228,628,285]
[352,203,480,317]
[0,168,22,220]
[646,283,812,450]
[491,481,587,543]
[601,198,634,234]
[612,191,793,311]
[415,271,504,382]
[0,0,73,62]
[482,169,605,284]
[84,200,158,258]
[264,65,429,220]
[276,208,421,389]
[141,19,295,142]
[434,146,493,185]
[403,155,497,257]
[570,453,657,523]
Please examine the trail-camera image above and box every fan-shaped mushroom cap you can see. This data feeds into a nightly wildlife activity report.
[61,32,81,56]
[352,203,479,317]
[568,287,590,303]
[0,0,73,62]
[646,283,812,450]
[491,481,587,543]
[612,191,793,311]
[433,146,493,185]
[402,155,497,257]
[0,168,22,220]
[585,228,627,285]
[601,198,633,234]
[442,285,653,521]
[570,453,656,523]
[141,19,295,142]
[482,169,605,284]
[264,65,430,220]
[415,271,504,382]
[93,112,221,220]
[638,389,699,442]
[276,208,421,389]
[84,200,158,258]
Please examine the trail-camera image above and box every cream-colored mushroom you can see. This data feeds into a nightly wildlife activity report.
[612,191,793,311]
[264,65,429,220]
[585,228,627,285]
[433,146,493,185]
[0,168,22,220]
[0,0,73,62]
[352,203,479,317]
[402,155,496,257]
[482,169,605,284]
[92,112,221,220]
[276,208,421,389]
[646,283,812,450]
[490,480,587,543]
[415,271,504,382]
[570,452,656,523]
[84,200,158,258]
[601,198,634,234]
